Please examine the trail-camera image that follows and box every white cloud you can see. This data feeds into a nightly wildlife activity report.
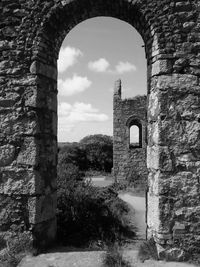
[58,74,92,96]
[88,58,137,74]
[58,46,83,73]
[115,61,137,74]
[58,102,108,123]
[58,102,109,139]
[88,58,110,72]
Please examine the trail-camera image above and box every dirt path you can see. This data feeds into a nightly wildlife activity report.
[119,192,146,240]
[85,176,113,187]
[19,250,198,267]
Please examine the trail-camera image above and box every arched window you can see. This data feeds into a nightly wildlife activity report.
[128,119,142,148]
[130,125,139,146]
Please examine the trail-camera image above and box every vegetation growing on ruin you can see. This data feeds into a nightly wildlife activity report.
[57,135,135,248]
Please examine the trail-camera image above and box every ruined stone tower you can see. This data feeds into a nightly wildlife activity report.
[113,80,148,190]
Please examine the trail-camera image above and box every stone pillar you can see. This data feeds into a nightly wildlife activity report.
[147,73,200,260]
[0,63,57,248]
[113,79,122,181]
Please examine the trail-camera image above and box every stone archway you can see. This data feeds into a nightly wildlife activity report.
[0,0,200,260]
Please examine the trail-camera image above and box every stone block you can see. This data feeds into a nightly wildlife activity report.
[23,86,57,112]
[147,194,160,232]
[17,137,38,166]
[0,168,45,195]
[30,61,57,81]
[173,222,186,239]
[148,122,160,145]
[0,145,15,167]
[147,146,159,170]
[156,74,198,91]
[148,90,159,121]
[161,247,185,261]
[0,195,29,231]
[151,59,173,76]
[147,146,173,171]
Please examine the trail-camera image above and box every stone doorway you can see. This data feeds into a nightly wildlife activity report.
[1,0,200,260]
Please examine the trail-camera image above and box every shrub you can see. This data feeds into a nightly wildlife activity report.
[80,134,113,172]
[57,162,83,192]
[58,134,113,174]
[57,182,135,248]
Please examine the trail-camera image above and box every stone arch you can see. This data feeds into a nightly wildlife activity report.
[1,0,200,260]
[32,0,158,63]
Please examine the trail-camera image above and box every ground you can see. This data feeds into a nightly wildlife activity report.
[18,250,198,267]
[17,177,198,267]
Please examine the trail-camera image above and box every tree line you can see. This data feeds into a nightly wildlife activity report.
[58,134,113,176]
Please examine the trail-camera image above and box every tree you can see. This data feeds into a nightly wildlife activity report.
[80,134,113,172]
[58,142,87,171]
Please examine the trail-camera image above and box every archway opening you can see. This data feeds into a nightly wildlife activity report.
[56,16,147,248]
[25,0,158,250]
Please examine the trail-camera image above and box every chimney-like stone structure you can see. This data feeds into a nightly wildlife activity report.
[113,80,148,190]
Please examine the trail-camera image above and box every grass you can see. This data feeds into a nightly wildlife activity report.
[102,243,132,267]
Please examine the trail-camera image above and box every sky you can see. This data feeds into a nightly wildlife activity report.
[57,17,146,142]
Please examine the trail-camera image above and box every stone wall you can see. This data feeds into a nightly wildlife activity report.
[113,80,148,190]
[0,0,200,260]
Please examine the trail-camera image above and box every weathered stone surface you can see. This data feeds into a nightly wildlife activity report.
[151,60,173,76]
[0,0,200,261]
[147,146,173,171]
[0,145,15,167]
[30,61,57,81]
[158,246,185,262]
[17,137,38,166]
[0,168,46,195]
[0,195,30,231]
[28,193,57,224]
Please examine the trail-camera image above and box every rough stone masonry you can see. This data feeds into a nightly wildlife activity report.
[0,0,200,261]
[113,79,148,190]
